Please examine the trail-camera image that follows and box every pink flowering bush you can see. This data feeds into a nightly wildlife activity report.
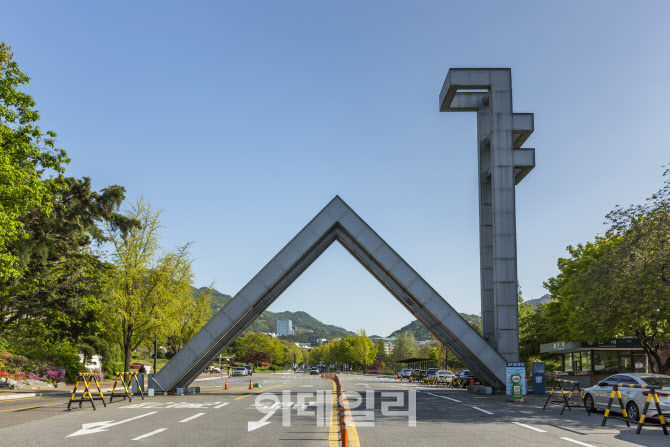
[0,352,66,384]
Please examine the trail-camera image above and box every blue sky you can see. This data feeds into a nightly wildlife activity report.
[4,1,669,337]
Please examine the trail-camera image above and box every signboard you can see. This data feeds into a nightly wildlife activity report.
[532,362,545,395]
[506,362,526,399]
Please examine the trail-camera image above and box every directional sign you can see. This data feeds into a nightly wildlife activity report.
[67,412,157,437]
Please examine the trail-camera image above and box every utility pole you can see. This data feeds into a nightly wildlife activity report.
[153,333,158,373]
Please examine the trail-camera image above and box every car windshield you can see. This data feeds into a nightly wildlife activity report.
[235,368,246,371]
[640,376,670,387]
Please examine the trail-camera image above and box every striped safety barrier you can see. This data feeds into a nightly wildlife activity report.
[601,383,667,436]
[542,379,590,416]
[67,373,107,411]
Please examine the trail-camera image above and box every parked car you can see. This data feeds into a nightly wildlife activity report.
[435,370,455,382]
[583,373,670,421]
[398,368,413,378]
[232,367,248,376]
[243,365,253,376]
[425,368,440,378]
[455,370,480,388]
[310,367,319,375]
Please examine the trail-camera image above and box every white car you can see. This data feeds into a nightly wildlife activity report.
[583,373,670,421]
[232,367,248,376]
[435,370,455,382]
[398,368,413,378]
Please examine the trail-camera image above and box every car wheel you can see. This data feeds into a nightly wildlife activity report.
[584,394,596,413]
[626,401,640,422]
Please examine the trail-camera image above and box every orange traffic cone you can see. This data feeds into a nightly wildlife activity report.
[395,374,398,380]
[400,376,403,381]
[249,378,253,389]
[224,378,228,390]
[409,376,412,383]
[469,378,474,386]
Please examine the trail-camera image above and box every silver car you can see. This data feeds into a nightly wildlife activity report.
[583,373,670,421]
[232,367,248,376]
[435,370,455,382]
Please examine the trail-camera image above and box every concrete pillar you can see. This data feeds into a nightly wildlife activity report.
[440,68,536,362]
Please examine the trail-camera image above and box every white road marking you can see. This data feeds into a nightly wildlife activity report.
[559,438,597,447]
[67,412,158,437]
[471,406,494,415]
[512,422,546,432]
[179,413,206,423]
[214,402,229,409]
[248,406,278,431]
[425,392,461,403]
[132,428,167,440]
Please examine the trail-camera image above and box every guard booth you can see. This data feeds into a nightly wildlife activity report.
[540,338,648,387]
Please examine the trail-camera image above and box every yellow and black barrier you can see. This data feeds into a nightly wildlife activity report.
[67,373,107,411]
[542,379,590,416]
[601,383,667,435]
[109,372,145,403]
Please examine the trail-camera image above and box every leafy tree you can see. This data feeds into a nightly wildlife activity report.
[165,286,212,355]
[0,177,136,377]
[351,329,377,372]
[232,332,284,364]
[0,42,69,282]
[544,167,670,373]
[106,198,195,372]
[391,331,416,364]
[239,351,271,368]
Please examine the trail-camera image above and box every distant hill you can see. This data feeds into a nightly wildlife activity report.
[193,287,355,342]
[389,313,482,340]
[526,294,551,308]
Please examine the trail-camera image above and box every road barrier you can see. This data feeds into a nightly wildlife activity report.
[67,373,107,411]
[109,372,145,403]
[542,379,590,416]
[420,377,452,387]
[601,383,668,436]
[322,372,349,447]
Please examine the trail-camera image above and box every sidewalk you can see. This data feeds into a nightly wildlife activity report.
[0,372,230,401]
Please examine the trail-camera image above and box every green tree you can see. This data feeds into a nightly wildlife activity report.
[0,177,136,378]
[233,332,284,365]
[391,331,416,364]
[165,286,213,356]
[544,167,670,373]
[106,198,195,372]
[0,42,69,282]
[351,329,377,372]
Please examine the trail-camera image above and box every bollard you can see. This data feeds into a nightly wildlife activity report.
[341,407,348,447]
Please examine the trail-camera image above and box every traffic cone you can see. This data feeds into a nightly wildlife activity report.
[395,374,398,380]
[249,378,253,389]
[469,378,474,386]
[224,379,228,390]
[400,376,403,381]
[409,376,412,383]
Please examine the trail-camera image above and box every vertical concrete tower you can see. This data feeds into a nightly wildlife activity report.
[439,69,535,362]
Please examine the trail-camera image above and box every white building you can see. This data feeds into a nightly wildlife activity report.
[277,320,293,336]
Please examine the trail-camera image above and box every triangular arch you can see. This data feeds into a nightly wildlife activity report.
[153,197,507,392]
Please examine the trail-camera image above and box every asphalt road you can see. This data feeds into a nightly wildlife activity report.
[0,373,667,446]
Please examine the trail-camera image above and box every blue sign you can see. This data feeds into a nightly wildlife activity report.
[532,362,545,395]
[506,362,526,395]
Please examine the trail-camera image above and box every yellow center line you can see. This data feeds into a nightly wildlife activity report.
[0,401,68,412]
[327,380,360,447]
[0,396,44,402]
